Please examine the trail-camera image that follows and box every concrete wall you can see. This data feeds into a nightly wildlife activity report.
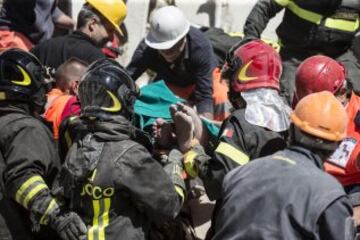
[71,0,283,65]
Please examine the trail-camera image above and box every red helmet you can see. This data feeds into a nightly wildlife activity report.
[223,40,282,92]
[295,55,346,101]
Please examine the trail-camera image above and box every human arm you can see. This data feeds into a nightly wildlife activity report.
[114,143,184,225]
[191,42,216,118]
[2,119,86,239]
[126,40,152,80]
[243,0,284,40]
[52,7,75,30]
[318,196,354,240]
[181,115,251,200]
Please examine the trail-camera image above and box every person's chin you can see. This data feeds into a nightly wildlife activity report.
[97,38,110,48]
[163,55,179,63]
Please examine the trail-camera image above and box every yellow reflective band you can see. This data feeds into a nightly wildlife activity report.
[228,32,244,38]
[215,142,250,166]
[99,198,110,240]
[90,169,97,182]
[40,199,58,225]
[0,91,5,100]
[175,186,185,204]
[184,150,199,178]
[88,200,99,240]
[64,130,72,149]
[274,0,289,7]
[88,198,111,240]
[286,1,359,32]
[23,184,48,209]
[273,155,296,165]
[325,18,360,32]
[15,176,44,204]
[287,1,322,24]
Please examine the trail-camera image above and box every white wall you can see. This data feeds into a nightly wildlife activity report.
[71,0,284,65]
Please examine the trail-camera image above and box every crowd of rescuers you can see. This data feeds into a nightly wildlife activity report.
[0,0,360,240]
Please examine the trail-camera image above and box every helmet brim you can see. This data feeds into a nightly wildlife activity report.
[145,22,190,50]
[111,21,124,37]
[290,112,346,142]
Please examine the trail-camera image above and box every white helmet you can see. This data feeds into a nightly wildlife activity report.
[145,6,190,50]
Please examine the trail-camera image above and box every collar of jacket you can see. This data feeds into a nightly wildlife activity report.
[0,102,32,116]
[84,116,153,152]
[84,115,133,141]
[71,30,99,47]
[286,145,324,170]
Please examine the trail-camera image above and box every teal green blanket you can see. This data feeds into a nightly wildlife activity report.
[134,80,219,137]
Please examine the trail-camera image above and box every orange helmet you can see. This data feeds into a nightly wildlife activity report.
[295,55,346,102]
[291,91,347,142]
[222,40,282,92]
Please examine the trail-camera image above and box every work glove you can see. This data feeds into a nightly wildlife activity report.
[50,211,87,240]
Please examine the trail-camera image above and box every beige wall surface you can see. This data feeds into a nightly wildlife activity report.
[70,0,283,65]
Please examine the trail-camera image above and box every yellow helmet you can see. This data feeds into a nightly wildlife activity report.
[85,0,127,36]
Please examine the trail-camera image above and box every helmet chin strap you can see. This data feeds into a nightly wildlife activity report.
[227,88,246,110]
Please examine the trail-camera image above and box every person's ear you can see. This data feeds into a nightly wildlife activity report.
[88,18,98,32]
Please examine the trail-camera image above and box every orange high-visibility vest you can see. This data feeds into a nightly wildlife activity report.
[325,93,360,186]
[44,88,72,139]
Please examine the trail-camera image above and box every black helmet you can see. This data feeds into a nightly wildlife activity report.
[0,48,48,112]
[78,58,139,120]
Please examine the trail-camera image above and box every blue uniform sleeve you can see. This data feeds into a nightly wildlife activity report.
[191,40,216,114]
[126,40,150,80]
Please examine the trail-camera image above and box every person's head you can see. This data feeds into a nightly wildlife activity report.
[222,40,282,109]
[290,91,347,159]
[54,58,88,95]
[77,0,127,47]
[145,6,190,63]
[78,58,139,121]
[0,48,49,114]
[295,55,350,106]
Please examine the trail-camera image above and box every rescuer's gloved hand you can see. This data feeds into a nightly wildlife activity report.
[50,211,87,240]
